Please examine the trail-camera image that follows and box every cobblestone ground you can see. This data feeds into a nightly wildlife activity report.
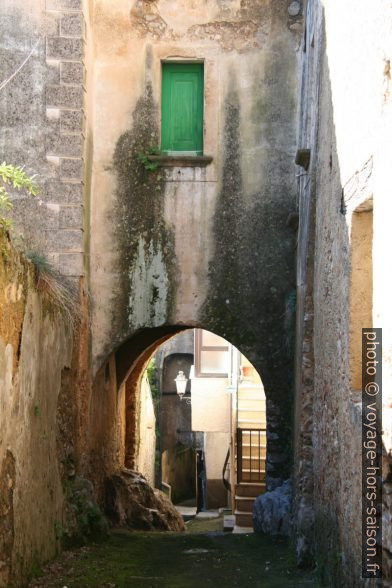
[29,530,316,588]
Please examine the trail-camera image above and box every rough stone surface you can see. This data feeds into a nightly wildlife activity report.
[60,62,84,85]
[46,85,83,109]
[105,470,185,532]
[46,37,83,60]
[294,0,392,584]
[62,476,108,547]
[0,0,85,277]
[288,2,301,17]
[0,230,73,585]
[60,157,83,180]
[60,13,83,37]
[253,480,292,537]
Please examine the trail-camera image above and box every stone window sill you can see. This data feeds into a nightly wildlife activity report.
[148,155,213,167]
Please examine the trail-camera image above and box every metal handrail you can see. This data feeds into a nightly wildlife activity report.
[222,447,231,492]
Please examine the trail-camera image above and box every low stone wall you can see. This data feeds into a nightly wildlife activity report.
[0,230,73,586]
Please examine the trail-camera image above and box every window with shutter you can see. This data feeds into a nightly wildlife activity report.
[161,62,204,155]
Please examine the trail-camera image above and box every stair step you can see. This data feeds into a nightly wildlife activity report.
[237,396,264,403]
[236,460,266,468]
[235,483,265,497]
[235,452,267,458]
[238,406,265,412]
[237,391,265,399]
[235,496,255,511]
[238,419,267,425]
[236,467,265,474]
[237,413,265,420]
[235,510,254,527]
[238,383,264,390]
[235,448,267,453]
[238,397,265,403]
[238,408,265,415]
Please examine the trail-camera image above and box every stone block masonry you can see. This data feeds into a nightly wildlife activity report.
[0,0,85,278]
[44,0,85,277]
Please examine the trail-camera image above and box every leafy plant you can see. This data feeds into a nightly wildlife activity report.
[26,250,81,328]
[0,162,40,230]
[136,146,160,172]
[146,357,159,408]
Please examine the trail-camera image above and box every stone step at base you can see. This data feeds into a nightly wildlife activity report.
[232,525,254,534]
[235,510,253,527]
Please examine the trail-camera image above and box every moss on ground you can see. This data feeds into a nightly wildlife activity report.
[185,515,224,534]
[29,530,315,588]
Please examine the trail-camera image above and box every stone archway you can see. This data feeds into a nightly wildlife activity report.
[88,317,294,509]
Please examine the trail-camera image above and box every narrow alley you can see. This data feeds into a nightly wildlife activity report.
[1,1,392,586]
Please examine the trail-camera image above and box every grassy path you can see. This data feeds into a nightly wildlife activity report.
[30,530,315,588]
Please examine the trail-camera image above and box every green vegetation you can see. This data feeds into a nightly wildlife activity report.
[29,530,316,587]
[25,250,80,328]
[27,553,43,583]
[0,162,40,231]
[146,357,159,407]
[185,514,224,534]
[136,146,160,172]
[146,356,162,479]
[60,477,108,549]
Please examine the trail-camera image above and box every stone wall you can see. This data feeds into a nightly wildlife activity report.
[1,0,304,507]
[0,230,73,586]
[0,0,86,277]
[88,0,303,491]
[294,0,392,584]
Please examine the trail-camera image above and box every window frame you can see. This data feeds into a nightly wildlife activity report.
[160,61,204,156]
[194,329,229,378]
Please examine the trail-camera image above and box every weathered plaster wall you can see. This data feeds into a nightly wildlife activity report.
[89,0,302,488]
[0,0,86,277]
[295,0,392,583]
[191,377,231,433]
[135,372,156,487]
[0,230,73,586]
[349,210,373,392]
[204,431,230,509]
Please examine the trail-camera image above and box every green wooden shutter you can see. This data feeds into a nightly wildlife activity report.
[161,63,204,155]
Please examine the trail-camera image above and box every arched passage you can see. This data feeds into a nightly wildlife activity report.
[90,325,283,532]
[138,328,268,532]
[88,315,294,515]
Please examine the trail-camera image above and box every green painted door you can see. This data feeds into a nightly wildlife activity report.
[161,63,204,155]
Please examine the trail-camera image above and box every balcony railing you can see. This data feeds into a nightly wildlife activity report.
[236,427,266,484]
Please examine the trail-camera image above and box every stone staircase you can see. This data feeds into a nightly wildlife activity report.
[233,382,266,532]
[234,482,266,529]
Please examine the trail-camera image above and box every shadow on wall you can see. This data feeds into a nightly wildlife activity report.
[110,79,178,349]
[88,326,189,497]
[202,74,297,490]
[160,353,195,502]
